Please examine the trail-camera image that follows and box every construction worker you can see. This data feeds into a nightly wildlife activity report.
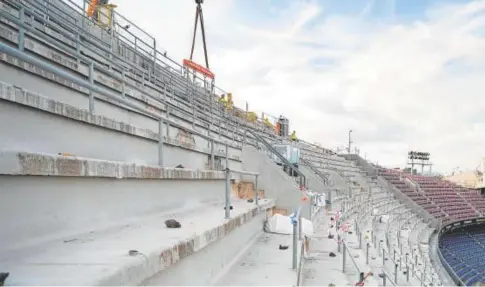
[275,122,281,135]
[264,117,272,128]
[218,94,227,110]
[291,130,297,141]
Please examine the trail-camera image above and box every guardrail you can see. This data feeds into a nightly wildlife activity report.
[300,157,329,184]
[2,0,282,153]
[0,41,239,168]
[341,239,362,282]
[377,176,438,227]
[244,129,307,189]
[381,270,398,286]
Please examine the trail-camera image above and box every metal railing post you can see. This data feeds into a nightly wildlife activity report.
[254,175,259,205]
[298,212,303,240]
[19,6,25,51]
[88,62,94,113]
[383,274,387,287]
[366,243,369,264]
[382,249,385,266]
[342,242,347,272]
[75,33,81,67]
[394,263,398,284]
[407,266,410,282]
[158,120,164,166]
[121,69,126,99]
[225,169,231,219]
[292,218,298,269]
[210,139,215,170]
[225,144,229,170]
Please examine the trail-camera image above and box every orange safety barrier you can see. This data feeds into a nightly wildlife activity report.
[183,59,215,79]
[87,0,98,17]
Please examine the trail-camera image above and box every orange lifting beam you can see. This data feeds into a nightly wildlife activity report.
[183,0,215,79]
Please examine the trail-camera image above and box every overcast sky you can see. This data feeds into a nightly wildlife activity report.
[75,0,485,174]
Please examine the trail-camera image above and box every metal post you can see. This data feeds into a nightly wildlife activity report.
[158,120,164,166]
[338,236,341,253]
[292,220,297,269]
[76,33,81,66]
[383,274,387,287]
[298,212,303,240]
[394,249,396,261]
[406,266,410,282]
[121,69,126,98]
[415,254,418,266]
[342,243,347,272]
[19,6,25,51]
[382,249,385,266]
[210,140,215,170]
[394,263,398,284]
[223,143,229,170]
[359,231,362,249]
[254,175,259,206]
[88,62,95,113]
[366,243,369,264]
[225,169,231,219]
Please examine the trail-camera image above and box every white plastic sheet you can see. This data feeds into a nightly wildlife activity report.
[266,214,314,237]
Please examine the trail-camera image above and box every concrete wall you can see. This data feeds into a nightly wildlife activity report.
[241,146,301,215]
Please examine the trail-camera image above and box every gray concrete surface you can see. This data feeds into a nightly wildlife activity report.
[242,146,301,215]
[0,198,274,285]
[213,232,300,286]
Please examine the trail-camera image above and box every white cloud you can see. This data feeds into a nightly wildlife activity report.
[77,0,485,174]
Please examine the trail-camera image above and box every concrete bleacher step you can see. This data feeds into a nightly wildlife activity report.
[0,150,275,285]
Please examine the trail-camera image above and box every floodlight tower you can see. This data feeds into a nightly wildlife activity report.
[407,151,432,175]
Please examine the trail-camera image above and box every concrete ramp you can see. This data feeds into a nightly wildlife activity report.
[242,146,301,215]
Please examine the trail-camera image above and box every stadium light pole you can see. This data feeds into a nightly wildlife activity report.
[348,129,353,154]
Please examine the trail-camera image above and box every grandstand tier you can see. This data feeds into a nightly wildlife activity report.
[0,0,484,286]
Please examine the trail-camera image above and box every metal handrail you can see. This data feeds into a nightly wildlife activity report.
[381,270,398,286]
[296,239,305,286]
[342,239,362,277]
[243,129,307,189]
[16,0,283,152]
[379,175,437,226]
[300,157,329,183]
[3,1,250,145]
[0,42,241,167]
[0,5,251,150]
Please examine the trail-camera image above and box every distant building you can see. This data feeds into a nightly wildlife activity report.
[445,171,479,189]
